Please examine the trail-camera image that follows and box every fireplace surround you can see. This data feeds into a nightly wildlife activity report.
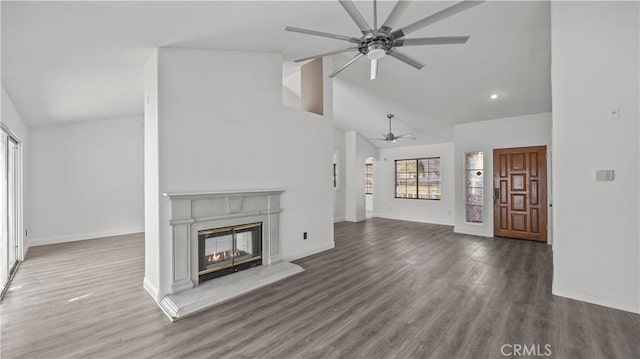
[162,189,284,292]
[156,189,303,320]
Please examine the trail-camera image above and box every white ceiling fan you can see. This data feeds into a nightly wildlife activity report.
[367,114,416,142]
[286,0,483,80]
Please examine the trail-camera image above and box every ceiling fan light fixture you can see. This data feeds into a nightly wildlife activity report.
[367,45,386,60]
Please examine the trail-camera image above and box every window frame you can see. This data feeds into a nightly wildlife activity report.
[365,163,373,195]
[464,151,484,224]
[394,157,441,200]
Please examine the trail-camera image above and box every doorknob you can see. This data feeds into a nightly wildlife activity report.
[494,188,500,203]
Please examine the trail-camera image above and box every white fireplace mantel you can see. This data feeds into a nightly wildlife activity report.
[158,188,302,320]
[162,188,285,294]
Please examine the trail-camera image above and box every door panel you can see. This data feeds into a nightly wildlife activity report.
[494,146,547,242]
[1,128,19,294]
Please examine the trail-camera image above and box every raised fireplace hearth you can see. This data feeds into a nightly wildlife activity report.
[199,222,262,282]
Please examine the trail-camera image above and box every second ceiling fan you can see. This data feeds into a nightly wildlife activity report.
[286,0,483,80]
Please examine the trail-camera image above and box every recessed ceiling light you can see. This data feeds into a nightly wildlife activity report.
[490,92,501,100]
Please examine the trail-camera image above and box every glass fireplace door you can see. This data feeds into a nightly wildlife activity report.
[198,222,262,281]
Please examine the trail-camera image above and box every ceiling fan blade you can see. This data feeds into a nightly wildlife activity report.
[329,53,365,78]
[396,134,416,139]
[387,49,424,69]
[370,59,378,80]
[338,1,374,35]
[395,36,470,47]
[398,137,417,140]
[366,138,387,141]
[293,47,359,63]
[391,1,484,39]
[285,26,360,43]
[380,0,411,34]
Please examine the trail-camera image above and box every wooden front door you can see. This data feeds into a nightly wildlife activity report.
[493,146,547,242]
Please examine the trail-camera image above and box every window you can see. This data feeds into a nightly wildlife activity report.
[395,158,441,200]
[464,152,484,223]
[365,163,373,194]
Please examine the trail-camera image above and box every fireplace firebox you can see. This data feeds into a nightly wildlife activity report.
[198,222,262,282]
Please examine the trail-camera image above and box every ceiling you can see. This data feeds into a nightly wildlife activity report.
[2,1,551,145]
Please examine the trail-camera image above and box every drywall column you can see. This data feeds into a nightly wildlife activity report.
[344,131,358,221]
[333,126,346,222]
[551,2,639,313]
[344,131,377,222]
[143,49,162,301]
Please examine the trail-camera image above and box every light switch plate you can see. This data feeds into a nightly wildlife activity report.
[596,170,615,181]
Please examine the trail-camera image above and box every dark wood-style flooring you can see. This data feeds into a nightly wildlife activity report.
[1,218,638,358]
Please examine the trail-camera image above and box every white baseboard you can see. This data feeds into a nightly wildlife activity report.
[143,276,160,302]
[29,227,144,247]
[344,216,367,222]
[22,243,30,260]
[282,241,335,262]
[333,217,345,223]
[453,225,492,237]
[553,285,639,314]
[374,213,453,227]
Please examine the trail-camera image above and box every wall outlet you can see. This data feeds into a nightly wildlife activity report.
[608,107,620,120]
[303,232,308,240]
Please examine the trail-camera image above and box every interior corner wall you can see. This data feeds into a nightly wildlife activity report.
[551,1,639,313]
[333,125,346,222]
[143,49,161,300]
[151,47,335,299]
[27,116,144,247]
[344,130,377,222]
[373,142,454,225]
[453,112,552,238]
[1,85,29,258]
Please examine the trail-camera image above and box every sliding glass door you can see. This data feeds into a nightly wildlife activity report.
[1,127,19,295]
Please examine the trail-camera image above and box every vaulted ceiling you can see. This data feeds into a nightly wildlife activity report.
[2,1,550,145]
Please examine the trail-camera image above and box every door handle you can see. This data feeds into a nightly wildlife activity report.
[494,188,500,203]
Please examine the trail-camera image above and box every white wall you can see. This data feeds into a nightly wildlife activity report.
[344,131,377,222]
[27,116,144,246]
[374,142,455,225]
[145,47,335,299]
[453,112,552,238]
[1,85,29,257]
[333,125,346,222]
[143,49,161,299]
[551,1,639,313]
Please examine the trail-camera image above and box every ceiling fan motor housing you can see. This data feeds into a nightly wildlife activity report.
[359,33,394,59]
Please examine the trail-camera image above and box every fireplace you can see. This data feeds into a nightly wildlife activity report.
[198,222,262,282]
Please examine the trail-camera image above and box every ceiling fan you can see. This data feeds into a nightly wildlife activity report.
[286,0,483,80]
[368,114,416,142]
